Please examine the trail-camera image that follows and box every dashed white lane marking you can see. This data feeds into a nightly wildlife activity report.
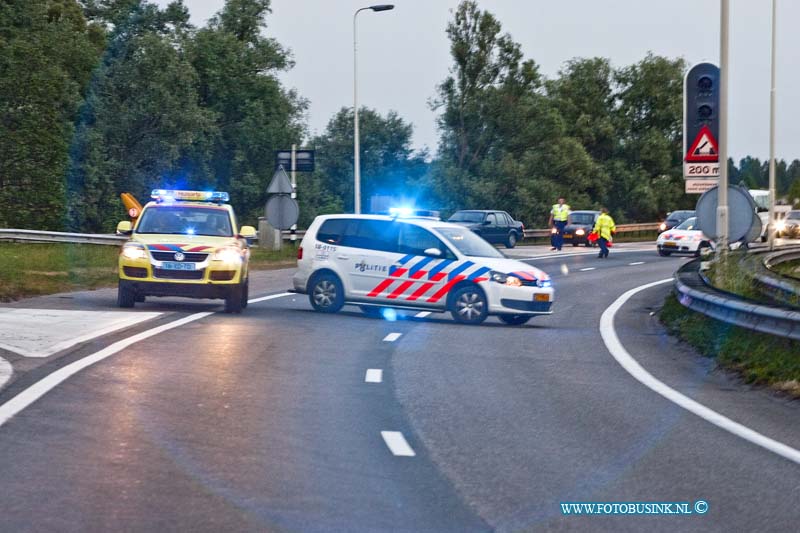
[383,332,402,342]
[248,292,292,304]
[0,312,213,428]
[629,261,645,266]
[415,311,431,318]
[365,369,383,383]
[0,357,11,390]
[381,431,416,457]
[579,267,596,272]
[601,278,800,465]
[0,309,161,358]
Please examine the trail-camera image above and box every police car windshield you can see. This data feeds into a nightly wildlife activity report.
[137,206,233,237]
[448,211,485,223]
[675,217,697,231]
[436,226,505,258]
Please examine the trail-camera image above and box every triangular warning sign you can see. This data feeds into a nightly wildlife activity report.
[266,165,293,194]
[686,125,719,162]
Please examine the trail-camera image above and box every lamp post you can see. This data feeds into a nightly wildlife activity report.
[353,4,394,214]
[768,0,777,251]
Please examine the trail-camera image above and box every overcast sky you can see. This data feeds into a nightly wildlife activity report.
[157,0,799,161]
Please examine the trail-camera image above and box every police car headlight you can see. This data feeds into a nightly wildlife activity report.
[491,271,523,287]
[537,278,552,288]
[213,247,241,263]
[121,243,147,261]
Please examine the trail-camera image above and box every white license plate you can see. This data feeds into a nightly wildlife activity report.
[161,261,196,271]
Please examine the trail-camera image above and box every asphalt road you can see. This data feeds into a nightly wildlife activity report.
[1,244,799,532]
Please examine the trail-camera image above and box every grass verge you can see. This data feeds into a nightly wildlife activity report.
[660,292,800,397]
[0,243,119,301]
[1,242,299,302]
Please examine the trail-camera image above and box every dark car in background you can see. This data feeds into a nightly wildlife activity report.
[447,210,525,248]
[659,210,696,232]
[563,210,600,247]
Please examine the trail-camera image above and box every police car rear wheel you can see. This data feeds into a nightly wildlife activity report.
[310,274,344,313]
[117,280,136,308]
[498,314,531,325]
[450,286,488,325]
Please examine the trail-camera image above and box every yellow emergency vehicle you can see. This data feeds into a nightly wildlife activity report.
[116,190,256,313]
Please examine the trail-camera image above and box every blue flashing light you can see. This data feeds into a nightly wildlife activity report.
[151,189,229,203]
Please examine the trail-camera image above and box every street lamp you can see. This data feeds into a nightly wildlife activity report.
[353,4,394,214]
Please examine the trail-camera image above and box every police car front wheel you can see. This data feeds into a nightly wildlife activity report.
[310,273,344,313]
[450,285,488,325]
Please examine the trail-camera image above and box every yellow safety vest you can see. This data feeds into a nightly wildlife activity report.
[593,213,616,240]
[551,204,570,222]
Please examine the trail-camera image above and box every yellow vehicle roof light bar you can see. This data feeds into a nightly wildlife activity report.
[151,189,230,203]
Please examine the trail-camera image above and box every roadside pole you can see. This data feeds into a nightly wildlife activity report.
[768,0,777,251]
[717,0,730,259]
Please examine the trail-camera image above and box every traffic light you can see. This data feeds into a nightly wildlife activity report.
[684,62,720,159]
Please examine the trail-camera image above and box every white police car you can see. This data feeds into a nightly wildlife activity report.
[292,214,553,325]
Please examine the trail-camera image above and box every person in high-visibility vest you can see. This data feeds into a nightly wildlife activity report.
[593,207,616,258]
[548,197,570,251]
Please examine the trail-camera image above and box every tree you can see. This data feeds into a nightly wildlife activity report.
[188,0,306,224]
[300,107,429,226]
[0,0,103,229]
[66,0,213,231]
[433,0,594,226]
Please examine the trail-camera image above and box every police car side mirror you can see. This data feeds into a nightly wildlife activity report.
[116,221,132,235]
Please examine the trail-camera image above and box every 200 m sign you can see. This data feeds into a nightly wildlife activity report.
[683,162,719,178]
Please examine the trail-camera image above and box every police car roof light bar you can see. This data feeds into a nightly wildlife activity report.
[151,190,230,204]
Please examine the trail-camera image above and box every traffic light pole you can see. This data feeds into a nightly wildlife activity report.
[717,0,730,258]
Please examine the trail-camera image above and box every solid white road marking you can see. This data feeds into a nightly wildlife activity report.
[515,245,655,261]
[365,369,383,383]
[0,312,213,427]
[579,267,596,272]
[415,311,431,318]
[629,261,645,266]
[383,333,402,342]
[248,292,292,304]
[0,309,161,358]
[601,278,800,465]
[381,431,416,457]
[0,357,11,390]
[0,292,293,427]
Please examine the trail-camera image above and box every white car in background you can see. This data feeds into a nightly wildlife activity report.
[656,217,713,257]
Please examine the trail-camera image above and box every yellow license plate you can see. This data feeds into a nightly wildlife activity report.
[664,242,677,247]
[564,233,573,238]
[534,294,550,302]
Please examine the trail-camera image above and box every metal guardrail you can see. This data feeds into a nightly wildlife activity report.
[674,259,800,341]
[1,221,662,246]
[523,222,659,239]
[0,229,126,246]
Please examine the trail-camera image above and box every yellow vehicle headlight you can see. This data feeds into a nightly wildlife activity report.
[213,247,242,263]
[121,243,147,260]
